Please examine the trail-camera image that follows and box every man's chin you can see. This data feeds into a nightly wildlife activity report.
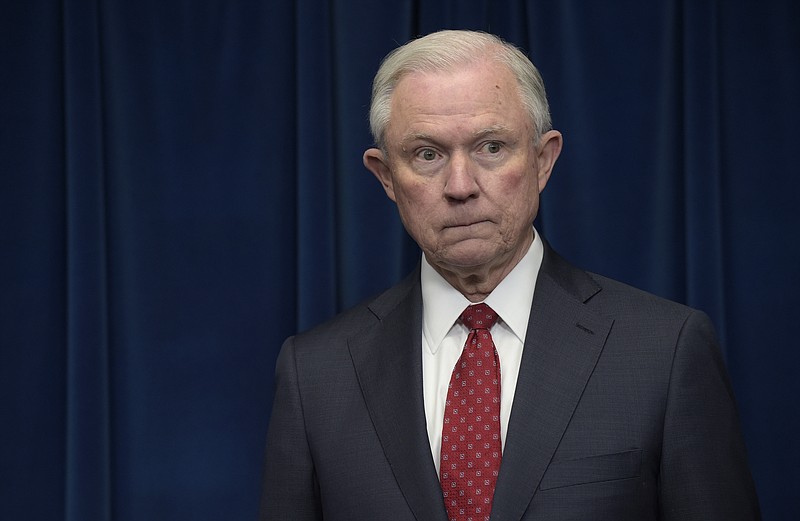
[427,241,503,271]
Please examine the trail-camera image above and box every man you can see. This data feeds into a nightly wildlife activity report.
[260,30,760,520]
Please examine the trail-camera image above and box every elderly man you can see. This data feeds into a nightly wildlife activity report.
[260,30,759,521]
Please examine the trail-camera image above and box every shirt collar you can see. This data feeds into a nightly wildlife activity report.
[421,228,544,354]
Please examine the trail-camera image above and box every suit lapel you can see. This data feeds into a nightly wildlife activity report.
[490,246,613,521]
[348,270,449,521]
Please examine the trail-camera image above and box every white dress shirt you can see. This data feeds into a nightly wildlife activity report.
[421,230,543,475]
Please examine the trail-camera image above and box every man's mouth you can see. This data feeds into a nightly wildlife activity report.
[445,219,490,229]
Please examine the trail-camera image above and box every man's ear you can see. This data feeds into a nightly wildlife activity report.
[535,130,563,193]
[363,148,397,202]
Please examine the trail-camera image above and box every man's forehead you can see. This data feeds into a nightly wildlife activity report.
[394,58,511,89]
[390,62,521,118]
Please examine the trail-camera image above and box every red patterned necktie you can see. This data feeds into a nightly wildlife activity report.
[440,303,502,521]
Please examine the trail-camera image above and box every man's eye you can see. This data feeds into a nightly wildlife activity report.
[484,142,502,154]
[419,149,437,161]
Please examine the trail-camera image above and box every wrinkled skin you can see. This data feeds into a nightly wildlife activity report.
[364,57,563,301]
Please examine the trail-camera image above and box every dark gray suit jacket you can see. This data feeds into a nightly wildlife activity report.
[260,243,760,520]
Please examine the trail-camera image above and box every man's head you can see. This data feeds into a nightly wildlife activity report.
[368,30,552,151]
[363,30,562,300]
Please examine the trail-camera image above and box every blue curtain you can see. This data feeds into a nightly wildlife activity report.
[1,0,797,519]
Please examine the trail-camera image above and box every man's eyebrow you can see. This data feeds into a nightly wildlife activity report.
[400,132,435,145]
[400,126,513,146]
[473,125,514,138]
[398,132,439,154]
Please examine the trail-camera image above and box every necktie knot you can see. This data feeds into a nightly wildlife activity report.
[461,303,498,331]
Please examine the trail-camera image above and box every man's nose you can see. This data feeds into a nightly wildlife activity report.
[443,153,479,200]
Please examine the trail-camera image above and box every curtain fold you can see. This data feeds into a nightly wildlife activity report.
[679,0,728,341]
[1,1,798,519]
[295,0,336,328]
[63,0,112,519]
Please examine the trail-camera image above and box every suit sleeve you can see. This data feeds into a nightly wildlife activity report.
[259,337,323,521]
[658,310,761,520]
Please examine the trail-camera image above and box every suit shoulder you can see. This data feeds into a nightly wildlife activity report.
[289,269,419,354]
[586,272,701,325]
[583,273,720,380]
